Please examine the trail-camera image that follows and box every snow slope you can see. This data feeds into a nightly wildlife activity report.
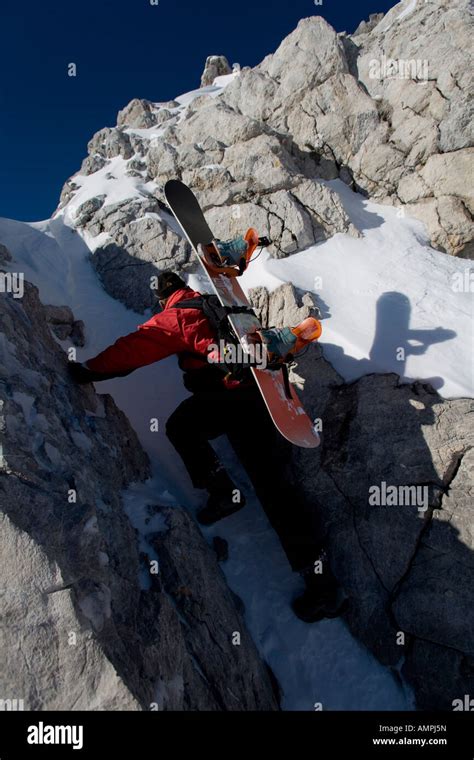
[241,180,473,400]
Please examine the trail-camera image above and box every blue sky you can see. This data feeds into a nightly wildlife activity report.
[1,0,395,221]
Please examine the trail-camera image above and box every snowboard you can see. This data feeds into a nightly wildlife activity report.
[164,179,320,449]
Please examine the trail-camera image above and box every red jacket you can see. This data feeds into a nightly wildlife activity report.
[87,288,217,375]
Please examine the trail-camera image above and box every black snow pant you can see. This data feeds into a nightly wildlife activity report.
[166,381,321,572]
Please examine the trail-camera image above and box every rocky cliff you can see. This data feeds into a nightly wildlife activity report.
[250,283,473,710]
[0,259,278,710]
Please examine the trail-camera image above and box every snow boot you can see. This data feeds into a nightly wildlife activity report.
[197,469,246,526]
[292,559,348,623]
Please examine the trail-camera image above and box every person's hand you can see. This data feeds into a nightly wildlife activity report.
[67,361,95,384]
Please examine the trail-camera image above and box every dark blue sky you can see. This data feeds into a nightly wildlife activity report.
[1,0,395,222]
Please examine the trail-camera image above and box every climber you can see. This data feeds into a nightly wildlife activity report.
[68,271,346,623]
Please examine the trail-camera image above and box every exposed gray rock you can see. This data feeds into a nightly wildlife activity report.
[217,1,474,255]
[80,153,107,176]
[44,304,75,325]
[0,244,12,264]
[353,13,384,37]
[117,98,158,129]
[147,141,179,182]
[151,508,278,710]
[86,128,133,161]
[179,101,262,148]
[58,180,80,210]
[72,194,192,312]
[353,0,474,253]
[91,220,191,313]
[57,2,474,258]
[44,304,85,346]
[205,179,359,256]
[0,281,279,710]
[252,283,474,710]
[73,196,106,228]
[200,55,232,87]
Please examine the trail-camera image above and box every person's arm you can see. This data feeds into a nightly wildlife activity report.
[69,310,186,383]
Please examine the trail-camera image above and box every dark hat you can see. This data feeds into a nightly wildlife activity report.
[155,271,186,300]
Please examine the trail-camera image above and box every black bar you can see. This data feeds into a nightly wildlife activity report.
[0,711,472,758]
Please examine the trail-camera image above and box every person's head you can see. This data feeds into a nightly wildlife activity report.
[155,271,186,307]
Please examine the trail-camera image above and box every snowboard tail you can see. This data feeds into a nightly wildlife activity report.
[164,179,320,449]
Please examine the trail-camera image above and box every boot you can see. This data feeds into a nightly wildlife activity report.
[197,468,246,526]
[292,556,348,623]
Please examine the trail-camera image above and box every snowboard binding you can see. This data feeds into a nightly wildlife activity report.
[258,318,323,368]
[199,229,270,277]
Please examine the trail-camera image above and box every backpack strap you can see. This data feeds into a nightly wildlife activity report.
[174,295,256,323]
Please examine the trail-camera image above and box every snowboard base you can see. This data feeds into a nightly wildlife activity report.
[164,180,320,449]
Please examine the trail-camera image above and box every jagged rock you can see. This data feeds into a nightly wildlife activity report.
[181,166,235,207]
[150,508,278,709]
[217,2,474,255]
[212,536,229,563]
[221,134,301,194]
[254,283,474,710]
[0,244,12,264]
[287,72,380,161]
[86,128,133,161]
[205,179,359,256]
[59,2,473,259]
[403,195,474,257]
[91,215,191,313]
[85,197,158,238]
[176,143,207,172]
[44,305,86,346]
[420,149,474,207]
[70,320,86,347]
[147,141,179,181]
[105,129,134,160]
[222,17,347,126]
[259,17,348,100]
[200,55,232,87]
[353,13,384,37]
[179,101,262,148]
[58,180,79,209]
[250,283,317,329]
[72,196,106,228]
[128,133,147,157]
[0,281,279,710]
[80,154,108,176]
[117,98,158,129]
[74,194,191,312]
[126,158,147,177]
[353,0,474,252]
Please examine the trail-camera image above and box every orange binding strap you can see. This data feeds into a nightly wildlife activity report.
[291,317,323,352]
[244,228,260,264]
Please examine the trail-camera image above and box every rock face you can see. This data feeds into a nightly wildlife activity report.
[56,0,472,310]
[222,3,473,256]
[0,278,279,710]
[200,55,232,86]
[249,284,474,710]
[44,304,85,346]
